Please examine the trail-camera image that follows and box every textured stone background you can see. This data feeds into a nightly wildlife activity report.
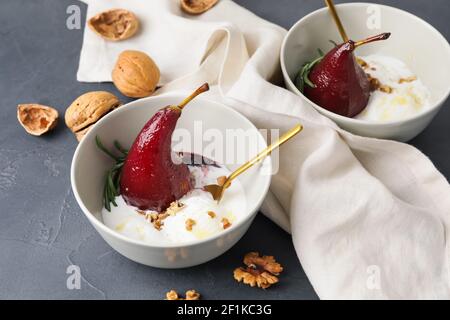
[0,0,448,299]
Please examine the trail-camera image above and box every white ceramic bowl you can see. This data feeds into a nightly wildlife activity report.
[281,3,450,141]
[71,94,271,268]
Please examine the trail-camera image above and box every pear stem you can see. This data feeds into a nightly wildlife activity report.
[325,0,349,42]
[354,32,391,48]
[178,83,210,109]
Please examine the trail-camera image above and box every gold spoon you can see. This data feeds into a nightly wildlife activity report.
[204,124,303,203]
[325,0,349,42]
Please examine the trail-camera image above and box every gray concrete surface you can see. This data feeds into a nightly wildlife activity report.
[0,0,448,299]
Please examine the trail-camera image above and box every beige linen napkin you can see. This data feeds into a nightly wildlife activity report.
[78,0,450,299]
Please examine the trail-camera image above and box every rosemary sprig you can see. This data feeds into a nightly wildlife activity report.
[294,48,325,92]
[95,136,129,212]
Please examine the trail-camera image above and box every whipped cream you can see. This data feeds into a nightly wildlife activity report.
[102,161,247,245]
[355,54,431,121]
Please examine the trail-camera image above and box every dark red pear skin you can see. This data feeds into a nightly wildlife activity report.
[304,41,370,118]
[120,106,192,212]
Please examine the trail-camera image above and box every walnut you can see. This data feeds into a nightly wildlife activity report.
[216,175,227,187]
[136,209,146,216]
[166,289,200,300]
[166,290,179,300]
[146,212,168,231]
[74,124,93,142]
[88,9,139,41]
[185,218,196,231]
[185,290,201,300]
[140,202,184,231]
[357,57,368,68]
[399,76,417,84]
[165,201,185,216]
[234,268,279,289]
[17,104,58,136]
[112,50,160,98]
[233,252,283,289]
[181,0,219,15]
[379,85,393,94]
[65,91,121,140]
[221,217,231,229]
[243,252,283,275]
[207,211,216,218]
[367,74,393,94]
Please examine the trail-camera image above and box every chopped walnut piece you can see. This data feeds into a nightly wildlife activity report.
[165,201,185,216]
[165,289,200,300]
[136,209,146,216]
[367,74,393,94]
[234,268,278,289]
[233,252,283,289]
[379,85,393,94]
[143,212,167,231]
[368,75,381,92]
[153,219,163,231]
[217,176,229,187]
[207,211,216,218]
[244,252,283,275]
[399,76,417,84]
[221,217,231,229]
[357,58,368,68]
[185,290,201,300]
[139,202,185,231]
[166,290,179,300]
[185,218,196,231]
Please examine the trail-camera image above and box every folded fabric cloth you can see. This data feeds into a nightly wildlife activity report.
[78,0,450,299]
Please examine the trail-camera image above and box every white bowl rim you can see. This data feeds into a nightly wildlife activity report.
[280,2,450,127]
[71,93,272,249]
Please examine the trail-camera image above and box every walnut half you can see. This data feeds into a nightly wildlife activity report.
[181,0,219,15]
[17,104,58,136]
[234,252,283,289]
[88,9,139,41]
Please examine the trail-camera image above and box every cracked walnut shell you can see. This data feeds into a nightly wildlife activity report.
[234,252,283,289]
[65,91,120,134]
[112,50,160,98]
[88,9,139,41]
[17,104,58,136]
[181,0,219,15]
[74,124,93,142]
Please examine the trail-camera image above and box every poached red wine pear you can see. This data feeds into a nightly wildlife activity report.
[302,33,390,117]
[120,84,209,212]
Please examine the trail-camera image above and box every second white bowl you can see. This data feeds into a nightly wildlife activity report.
[281,3,450,141]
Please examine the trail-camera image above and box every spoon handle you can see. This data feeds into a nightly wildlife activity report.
[325,0,349,42]
[224,124,303,187]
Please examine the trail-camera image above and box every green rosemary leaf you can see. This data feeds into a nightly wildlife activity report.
[114,140,128,156]
[295,50,325,92]
[95,135,130,211]
[104,180,111,212]
[113,173,121,194]
[329,39,338,47]
[106,176,116,205]
[107,171,118,197]
[96,136,119,161]
[113,162,124,171]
